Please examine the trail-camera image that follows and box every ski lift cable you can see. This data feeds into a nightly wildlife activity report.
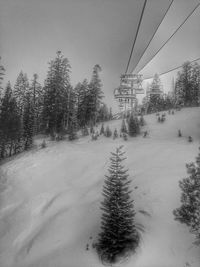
[143,56,200,80]
[131,0,174,74]
[125,0,147,74]
[137,2,200,74]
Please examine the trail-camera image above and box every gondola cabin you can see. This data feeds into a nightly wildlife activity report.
[114,73,144,113]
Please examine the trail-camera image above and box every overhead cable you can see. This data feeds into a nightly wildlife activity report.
[143,56,200,80]
[131,0,174,73]
[125,0,147,74]
[137,2,200,74]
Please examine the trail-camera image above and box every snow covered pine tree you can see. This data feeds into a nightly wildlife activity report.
[104,125,112,137]
[120,118,128,134]
[128,113,140,137]
[0,82,22,158]
[100,123,105,135]
[173,147,200,244]
[23,92,34,150]
[97,146,139,263]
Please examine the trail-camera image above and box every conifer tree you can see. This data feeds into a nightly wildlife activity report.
[43,51,71,136]
[121,119,128,134]
[68,108,78,141]
[30,74,43,134]
[97,146,139,263]
[104,125,112,137]
[173,148,200,243]
[0,57,5,98]
[139,115,145,126]
[90,124,94,134]
[89,64,104,125]
[174,61,200,107]
[192,63,200,106]
[74,79,89,127]
[128,114,140,137]
[100,123,105,135]
[13,71,29,115]
[109,107,113,120]
[178,129,182,137]
[0,82,22,158]
[81,126,89,136]
[113,128,118,139]
[23,92,34,150]
[67,87,78,133]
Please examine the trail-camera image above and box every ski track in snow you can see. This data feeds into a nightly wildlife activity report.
[0,107,200,267]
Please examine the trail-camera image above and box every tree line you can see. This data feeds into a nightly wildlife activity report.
[0,52,112,160]
[143,61,200,114]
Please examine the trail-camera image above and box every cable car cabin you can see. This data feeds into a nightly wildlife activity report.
[117,97,137,113]
[120,74,144,94]
[146,84,163,100]
[114,73,144,112]
[114,88,137,113]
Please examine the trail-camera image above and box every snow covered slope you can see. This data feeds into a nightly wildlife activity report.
[0,107,200,267]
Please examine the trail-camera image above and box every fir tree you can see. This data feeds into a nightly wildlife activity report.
[123,132,128,141]
[90,125,94,134]
[109,107,113,120]
[89,64,104,125]
[98,103,109,122]
[13,71,29,115]
[41,139,47,149]
[128,114,140,137]
[100,124,105,135]
[113,128,118,139]
[0,82,22,158]
[68,108,78,141]
[104,125,112,137]
[173,148,200,243]
[121,119,127,134]
[188,136,193,143]
[175,61,200,107]
[23,92,34,150]
[74,80,89,127]
[43,51,71,136]
[97,146,139,263]
[0,57,5,97]
[30,74,43,134]
[139,115,145,126]
[81,126,89,136]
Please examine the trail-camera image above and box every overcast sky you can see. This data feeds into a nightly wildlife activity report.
[1,0,200,111]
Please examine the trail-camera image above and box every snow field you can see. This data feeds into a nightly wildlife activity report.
[0,107,199,267]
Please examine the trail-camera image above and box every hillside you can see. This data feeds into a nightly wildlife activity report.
[0,107,200,267]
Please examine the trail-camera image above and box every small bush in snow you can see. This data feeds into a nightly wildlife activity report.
[0,171,7,194]
[113,129,118,139]
[82,126,89,136]
[188,136,193,142]
[139,115,145,126]
[91,132,99,141]
[143,131,148,138]
[41,140,47,148]
[123,132,128,141]
[90,125,94,134]
[100,124,105,135]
